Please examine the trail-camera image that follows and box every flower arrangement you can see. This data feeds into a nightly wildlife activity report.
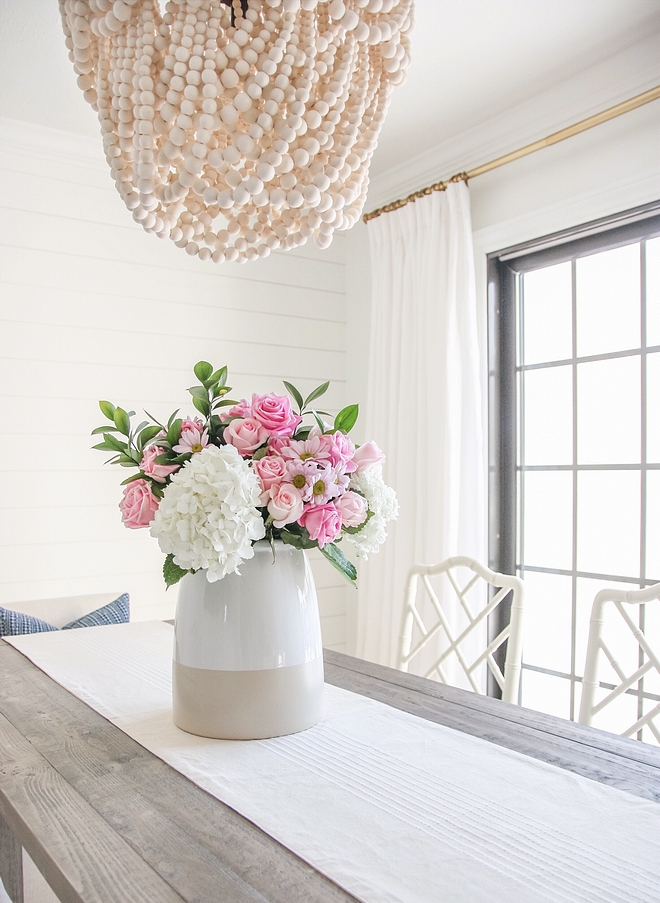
[92,362,397,587]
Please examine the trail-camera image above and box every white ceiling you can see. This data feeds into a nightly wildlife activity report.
[1,0,659,179]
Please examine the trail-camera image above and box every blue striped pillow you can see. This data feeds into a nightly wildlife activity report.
[0,608,58,637]
[0,594,130,636]
[63,594,129,629]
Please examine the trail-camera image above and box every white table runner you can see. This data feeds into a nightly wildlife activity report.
[7,622,660,903]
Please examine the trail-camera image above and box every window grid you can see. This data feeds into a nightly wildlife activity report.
[515,239,658,734]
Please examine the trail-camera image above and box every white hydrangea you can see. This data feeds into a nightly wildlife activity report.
[150,444,265,582]
[346,465,399,559]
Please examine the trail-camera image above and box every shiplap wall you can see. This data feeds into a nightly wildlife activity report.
[0,117,349,650]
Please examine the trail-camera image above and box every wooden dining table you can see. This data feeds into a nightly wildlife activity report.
[1,637,659,903]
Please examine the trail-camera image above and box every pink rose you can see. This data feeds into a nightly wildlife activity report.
[220,399,252,421]
[251,392,302,437]
[352,440,385,473]
[140,444,180,483]
[254,454,287,504]
[299,503,341,548]
[267,483,304,528]
[173,417,209,454]
[223,417,269,456]
[336,491,368,527]
[324,431,357,471]
[119,479,160,529]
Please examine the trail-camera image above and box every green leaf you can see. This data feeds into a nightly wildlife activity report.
[279,527,317,550]
[163,554,189,589]
[304,381,330,408]
[293,427,311,440]
[91,425,120,435]
[150,483,165,499]
[120,472,146,486]
[320,542,358,584]
[104,432,129,452]
[194,360,213,382]
[144,409,166,430]
[212,398,240,408]
[139,424,162,446]
[167,418,183,447]
[188,385,209,401]
[283,380,304,413]
[252,446,268,461]
[113,407,130,436]
[154,453,175,465]
[334,404,359,434]
[166,409,180,428]
[99,400,116,421]
[210,365,228,387]
[311,410,327,434]
[341,508,374,534]
[192,396,210,417]
[92,440,113,451]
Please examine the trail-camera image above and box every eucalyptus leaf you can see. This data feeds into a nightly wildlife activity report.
[120,472,146,486]
[99,400,116,421]
[304,381,330,408]
[113,407,130,436]
[167,418,183,447]
[320,542,358,584]
[334,403,359,434]
[311,410,326,433]
[194,361,213,382]
[210,365,228,387]
[139,425,162,445]
[103,433,128,452]
[192,396,210,417]
[283,380,304,413]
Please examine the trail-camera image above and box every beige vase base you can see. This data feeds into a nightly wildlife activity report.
[172,656,325,740]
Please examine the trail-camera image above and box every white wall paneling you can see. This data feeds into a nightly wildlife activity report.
[0,117,350,647]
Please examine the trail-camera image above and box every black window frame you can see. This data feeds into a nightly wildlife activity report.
[486,200,660,708]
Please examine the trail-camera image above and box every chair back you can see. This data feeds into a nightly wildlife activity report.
[578,582,660,742]
[3,594,126,630]
[398,557,525,704]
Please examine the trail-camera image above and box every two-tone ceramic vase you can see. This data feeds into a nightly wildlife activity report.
[172,541,324,740]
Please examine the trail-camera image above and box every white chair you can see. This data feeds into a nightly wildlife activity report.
[2,593,127,629]
[579,582,660,742]
[398,557,525,704]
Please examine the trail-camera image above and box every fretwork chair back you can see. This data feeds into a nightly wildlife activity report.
[398,557,525,704]
[578,582,660,743]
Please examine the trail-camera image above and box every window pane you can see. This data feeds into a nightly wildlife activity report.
[647,236,660,347]
[577,356,640,464]
[576,244,640,357]
[646,471,660,580]
[520,572,572,673]
[576,470,640,577]
[523,471,573,570]
[522,262,572,364]
[523,365,572,465]
[521,670,570,719]
[647,351,660,464]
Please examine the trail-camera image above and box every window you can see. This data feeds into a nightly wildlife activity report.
[488,204,660,740]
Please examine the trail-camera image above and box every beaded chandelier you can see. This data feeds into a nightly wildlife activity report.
[59,0,412,263]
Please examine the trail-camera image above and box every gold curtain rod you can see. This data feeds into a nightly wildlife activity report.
[363,85,660,224]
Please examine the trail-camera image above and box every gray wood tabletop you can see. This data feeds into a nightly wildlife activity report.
[1,640,659,903]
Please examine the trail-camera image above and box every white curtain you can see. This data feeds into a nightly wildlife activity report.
[357,181,486,674]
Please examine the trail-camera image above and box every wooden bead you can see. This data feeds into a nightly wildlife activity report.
[59,0,411,259]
